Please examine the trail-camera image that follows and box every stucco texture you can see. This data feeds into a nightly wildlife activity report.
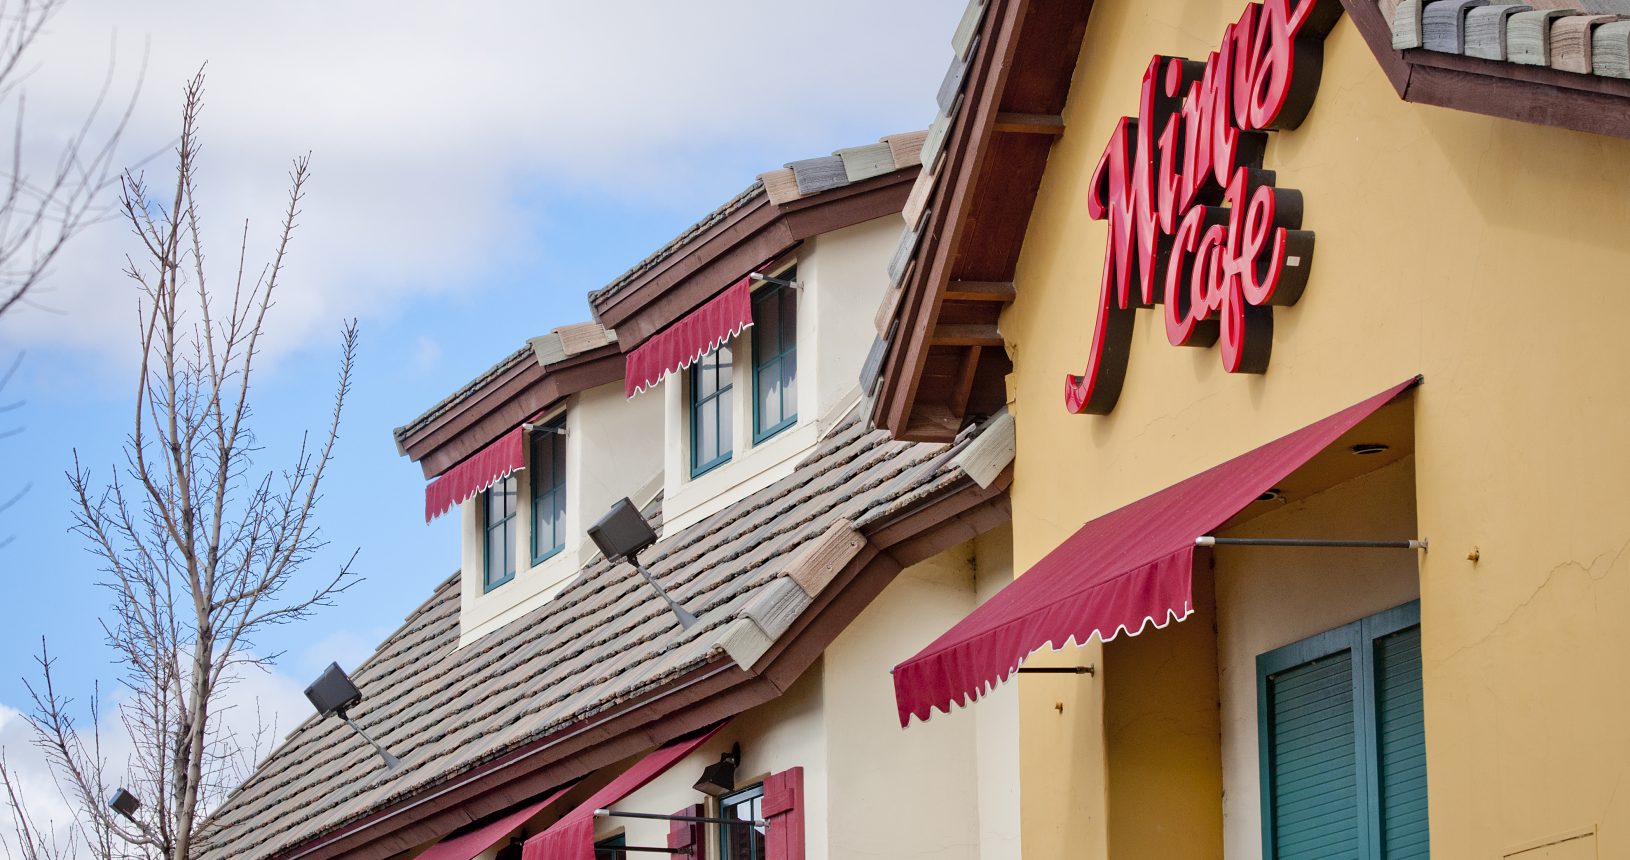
[998,1,1630,858]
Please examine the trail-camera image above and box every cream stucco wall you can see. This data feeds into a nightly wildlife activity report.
[997,1,1630,858]
[661,215,902,534]
[595,533,1019,860]
[459,378,663,646]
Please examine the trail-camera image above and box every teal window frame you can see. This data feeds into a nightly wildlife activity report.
[530,417,567,565]
[751,278,798,443]
[593,834,626,860]
[719,783,766,860]
[689,344,733,478]
[1257,600,1427,860]
[481,475,519,592]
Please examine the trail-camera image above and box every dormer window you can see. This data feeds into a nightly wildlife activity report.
[751,275,798,443]
[483,476,519,591]
[530,417,567,564]
[690,344,734,477]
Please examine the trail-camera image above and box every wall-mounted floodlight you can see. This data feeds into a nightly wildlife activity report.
[589,497,698,629]
[305,662,402,770]
[692,743,741,798]
[522,422,567,436]
[107,787,140,821]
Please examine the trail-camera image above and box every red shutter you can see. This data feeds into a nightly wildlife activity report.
[761,768,805,860]
[667,804,703,857]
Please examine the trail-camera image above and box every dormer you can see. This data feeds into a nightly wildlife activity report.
[394,323,663,645]
[589,132,926,532]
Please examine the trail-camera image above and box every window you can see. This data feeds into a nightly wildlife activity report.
[719,783,766,860]
[751,278,797,443]
[530,418,567,564]
[690,344,733,477]
[593,834,626,860]
[482,475,518,591]
[1257,601,1427,860]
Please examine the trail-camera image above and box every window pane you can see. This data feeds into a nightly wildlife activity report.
[718,390,732,460]
[757,359,781,431]
[722,787,766,860]
[486,524,505,587]
[754,293,780,359]
[1267,651,1359,860]
[781,281,797,337]
[781,351,797,420]
[1376,626,1428,859]
[696,354,717,399]
[699,398,718,464]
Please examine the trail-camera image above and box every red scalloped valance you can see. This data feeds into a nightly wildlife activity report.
[892,377,1421,726]
[624,277,753,397]
[423,427,525,523]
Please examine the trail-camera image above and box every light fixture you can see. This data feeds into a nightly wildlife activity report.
[107,788,139,821]
[589,498,698,629]
[1257,488,1284,502]
[522,422,566,435]
[1351,443,1390,455]
[692,743,741,798]
[305,662,402,769]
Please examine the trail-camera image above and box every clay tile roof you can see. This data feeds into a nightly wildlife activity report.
[198,411,980,860]
[392,323,617,450]
[587,131,926,312]
[1386,0,1630,76]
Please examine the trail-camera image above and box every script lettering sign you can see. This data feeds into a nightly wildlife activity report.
[1065,0,1343,415]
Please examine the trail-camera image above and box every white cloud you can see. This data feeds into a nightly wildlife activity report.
[0,0,960,365]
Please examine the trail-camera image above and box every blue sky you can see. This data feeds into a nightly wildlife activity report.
[0,0,962,811]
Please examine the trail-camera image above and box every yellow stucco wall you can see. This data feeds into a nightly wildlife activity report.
[1001,2,1630,858]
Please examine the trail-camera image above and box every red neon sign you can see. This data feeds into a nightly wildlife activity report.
[1065,0,1343,415]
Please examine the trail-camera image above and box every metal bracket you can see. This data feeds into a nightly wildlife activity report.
[749,272,802,291]
[595,809,768,827]
[1195,536,1428,551]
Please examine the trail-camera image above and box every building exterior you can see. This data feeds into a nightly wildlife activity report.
[869,1,1630,859]
[199,134,1024,860]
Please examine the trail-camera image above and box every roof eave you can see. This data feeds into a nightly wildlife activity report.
[594,168,918,352]
[271,470,1011,860]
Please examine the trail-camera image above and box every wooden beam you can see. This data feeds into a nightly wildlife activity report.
[993,111,1065,136]
[944,280,1017,302]
[950,346,982,419]
[931,324,1004,347]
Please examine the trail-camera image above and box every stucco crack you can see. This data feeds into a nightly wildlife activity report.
[1432,536,1630,668]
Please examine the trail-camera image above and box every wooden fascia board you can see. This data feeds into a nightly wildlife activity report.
[406,348,623,479]
[280,476,1009,860]
[612,218,799,349]
[877,0,1029,442]
[592,193,781,332]
[599,169,917,349]
[1342,0,1630,139]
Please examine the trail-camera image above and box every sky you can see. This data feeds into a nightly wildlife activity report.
[0,0,960,845]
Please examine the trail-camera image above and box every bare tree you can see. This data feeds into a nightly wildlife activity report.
[2,70,358,860]
[0,0,138,321]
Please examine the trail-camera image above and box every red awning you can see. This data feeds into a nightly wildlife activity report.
[424,426,525,523]
[892,377,1421,726]
[624,277,754,397]
[521,724,726,860]
[418,784,575,860]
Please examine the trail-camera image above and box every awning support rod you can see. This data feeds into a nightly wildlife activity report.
[1195,536,1427,551]
[1017,666,1095,675]
[595,809,768,827]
